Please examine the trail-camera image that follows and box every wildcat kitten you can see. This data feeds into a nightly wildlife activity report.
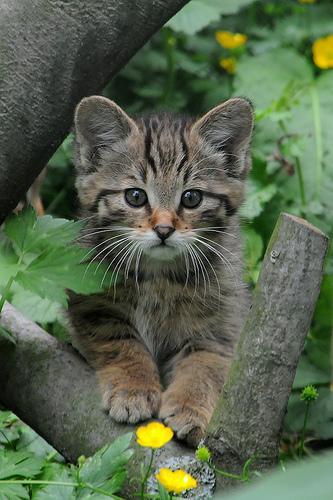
[68,95,253,446]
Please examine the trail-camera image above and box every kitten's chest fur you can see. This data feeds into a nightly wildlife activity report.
[112,266,242,360]
[132,277,202,357]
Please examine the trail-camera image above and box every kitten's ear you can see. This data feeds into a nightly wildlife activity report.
[74,96,137,170]
[190,97,254,178]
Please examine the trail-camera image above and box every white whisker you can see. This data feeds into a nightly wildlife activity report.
[191,241,221,304]
[190,244,209,299]
[194,234,241,262]
[191,236,238,285]
[191,227,237,239]
[80,232,132,262]
[101,240,133,288]
[135,248,143,289]
[111,241,137,301]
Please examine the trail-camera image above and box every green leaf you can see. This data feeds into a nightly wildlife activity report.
[95,470,127,495]
[15,271,68,307]
[19,247,106,297]
[0,450,44,479]
[218,0,255,15]
[32,464,75,500]
[167,0,256,34]
[233,49,312,110]
[10,287,63,324]
[0,483,29,500]
[0,244,19,286]
[79,433,133,493]
[0,411,18,429]
[0,411,20,445]
[4,206,36,253]
[29,216,83,251]
[10,230,110,306]
[4,206,83,256]
[241,181,277,219]
[16,426,62,461]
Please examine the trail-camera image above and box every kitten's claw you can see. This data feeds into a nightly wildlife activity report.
[159,392,208,447]
[103,387,161,424]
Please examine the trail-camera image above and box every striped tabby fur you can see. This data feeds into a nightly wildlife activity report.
[68,96,253,446]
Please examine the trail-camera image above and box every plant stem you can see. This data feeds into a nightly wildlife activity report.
[140,449,155,500]
[85,482,124,499]
[212,466,245,482]
[295,156,306,209]
[0,253,24,314]
[0,275,15,314]
[311,85,323,199]
[0,479,123,499]
[0,480,78,486]
[299,401,310,457]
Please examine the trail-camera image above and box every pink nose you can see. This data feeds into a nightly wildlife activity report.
[154,225,175,241]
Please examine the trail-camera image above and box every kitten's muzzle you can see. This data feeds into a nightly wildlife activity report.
[154,224,175,242]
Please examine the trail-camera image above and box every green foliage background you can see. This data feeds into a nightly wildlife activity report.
[1,0,333,497]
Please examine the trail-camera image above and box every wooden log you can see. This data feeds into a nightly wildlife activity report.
[0,0,189,223]
[206,213,329,483]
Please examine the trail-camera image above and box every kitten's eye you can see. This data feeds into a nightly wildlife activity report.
[125,188,148,207]
[181,190,202,209]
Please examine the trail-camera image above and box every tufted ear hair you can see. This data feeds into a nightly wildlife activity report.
[74,95,138,171]
[190,97,254,179]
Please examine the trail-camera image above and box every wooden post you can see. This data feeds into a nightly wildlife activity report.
[206,213,329,482]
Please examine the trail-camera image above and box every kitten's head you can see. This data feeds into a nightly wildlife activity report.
[74,96,253,265]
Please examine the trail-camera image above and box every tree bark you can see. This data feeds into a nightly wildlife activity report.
[0,0,189,223]
[206,213,329,483]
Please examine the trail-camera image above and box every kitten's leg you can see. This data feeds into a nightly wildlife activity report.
[95,339,162,424]
[69,296,162,423]
[160,346,230,447]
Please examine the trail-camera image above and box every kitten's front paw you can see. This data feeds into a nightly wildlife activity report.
[103,386,161,424]
[159,391,209,447]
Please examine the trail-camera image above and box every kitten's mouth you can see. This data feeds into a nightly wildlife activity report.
[144,242,180,261]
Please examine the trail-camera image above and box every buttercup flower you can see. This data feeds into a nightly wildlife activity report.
[156,468,197,494]
[300,385,319,402]
[216,31,247,49]
[136,421,173,448]
[219,57,236,74]
[313,35,333,69]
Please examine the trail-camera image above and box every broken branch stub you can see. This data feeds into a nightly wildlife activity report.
[206,213,329,482]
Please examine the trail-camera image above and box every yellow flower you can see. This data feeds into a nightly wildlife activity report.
[219,57,236,74]
[216,31,247,49]
[156,468,197,494]
[136,422,173,448]
[313,35,333,69]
